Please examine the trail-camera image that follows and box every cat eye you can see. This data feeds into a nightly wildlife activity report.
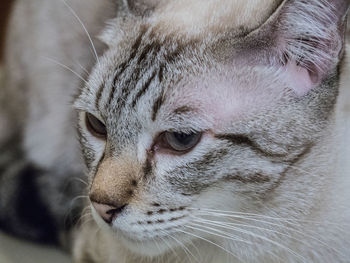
[85,113,107,139]
[163,132,202,152]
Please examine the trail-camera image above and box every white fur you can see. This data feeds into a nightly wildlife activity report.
[151,0,279,37]
[278,0,340,75]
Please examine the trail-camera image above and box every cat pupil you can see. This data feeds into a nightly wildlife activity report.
[174,133,194,144]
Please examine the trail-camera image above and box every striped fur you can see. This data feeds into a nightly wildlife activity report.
[1,0,350,263]
[73,1,350,262]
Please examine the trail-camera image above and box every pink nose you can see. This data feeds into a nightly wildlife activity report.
[91,202,126,224]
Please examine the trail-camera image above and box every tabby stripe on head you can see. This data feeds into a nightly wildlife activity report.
[95,79,105,109]
[132,69,158,107]
[158,64,164,83]
[121,41,162,108]
[149,64,167,121]
[215,134,289,158]
[165,45,182,64]
[152,94,164,121]
[105,27,148,107]
[150,46,184,121]
[111,43,161,111]
[137,42,161,65]
[173,106,195,115]
[105,31,184,114]
[106,61,128,107]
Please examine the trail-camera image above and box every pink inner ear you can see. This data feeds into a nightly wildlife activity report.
[284,61,316,96]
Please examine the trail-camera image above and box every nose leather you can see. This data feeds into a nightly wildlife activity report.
[89,158,140,224]
[92,202,125,224]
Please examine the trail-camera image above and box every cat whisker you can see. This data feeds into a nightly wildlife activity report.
[188,221,254,245]
[151,235,163,259]
[77,210,92,220]
[187,222,283,262]
[81,205,92,214]
[189,218,308,263]
[91,223,102,243]
[60,0,100,64]
[79,217,94,230]
[78,212,92,221]
[191,215,346,259]
[76,206,93,226]
[75,61,90,76]
[71,176,89,186]
[179,228,245,263]
[42,56,91,88]
[67,194,89,208]
[189,208,350,227]
[161,229,200,263]
[158,230,181,260]
[70,195,89,204]
[192,210,347,258]
[62,193,89,227]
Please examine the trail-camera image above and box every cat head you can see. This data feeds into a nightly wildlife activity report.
[75,0,349,259]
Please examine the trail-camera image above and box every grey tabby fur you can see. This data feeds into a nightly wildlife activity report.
[1,0,350,263]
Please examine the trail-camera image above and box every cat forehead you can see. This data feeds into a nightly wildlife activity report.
[85,24,291,126]
[150,0,283,36]
[101,0,284,46]
[160,66,291,126]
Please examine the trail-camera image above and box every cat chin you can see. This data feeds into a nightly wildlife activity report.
[91,206,186,257]
[117,233,173,257]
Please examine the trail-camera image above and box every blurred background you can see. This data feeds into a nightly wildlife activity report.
[0,0,14,62]
[0,1,70,262]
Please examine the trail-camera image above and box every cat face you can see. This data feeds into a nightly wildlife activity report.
[74,0,348,258]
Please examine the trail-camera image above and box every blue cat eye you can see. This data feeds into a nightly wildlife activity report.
[163,132,202,152]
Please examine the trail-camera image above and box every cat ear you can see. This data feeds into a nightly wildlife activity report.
[248,0,349,95]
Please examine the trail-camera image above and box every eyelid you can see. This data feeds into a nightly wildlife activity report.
[152,131,203,155]
[79,110,105,123]
[85,112,107,139]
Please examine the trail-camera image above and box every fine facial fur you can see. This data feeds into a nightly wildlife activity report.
[1,0,350,262]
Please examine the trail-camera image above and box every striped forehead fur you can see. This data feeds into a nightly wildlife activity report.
[275,0,345,73]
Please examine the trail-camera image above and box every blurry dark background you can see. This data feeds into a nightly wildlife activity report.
[0,0,14,62]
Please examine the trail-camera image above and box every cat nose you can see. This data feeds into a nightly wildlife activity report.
[91,202,126,224]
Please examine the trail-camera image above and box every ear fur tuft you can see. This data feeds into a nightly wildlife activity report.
[250,0,349,94]
[278,0,346,71]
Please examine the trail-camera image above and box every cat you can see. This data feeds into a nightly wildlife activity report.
[1,0,350,262]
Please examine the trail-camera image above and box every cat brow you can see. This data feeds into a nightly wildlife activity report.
[153,105,196,122]
[165,106,197,122]
[172,106,196,115]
